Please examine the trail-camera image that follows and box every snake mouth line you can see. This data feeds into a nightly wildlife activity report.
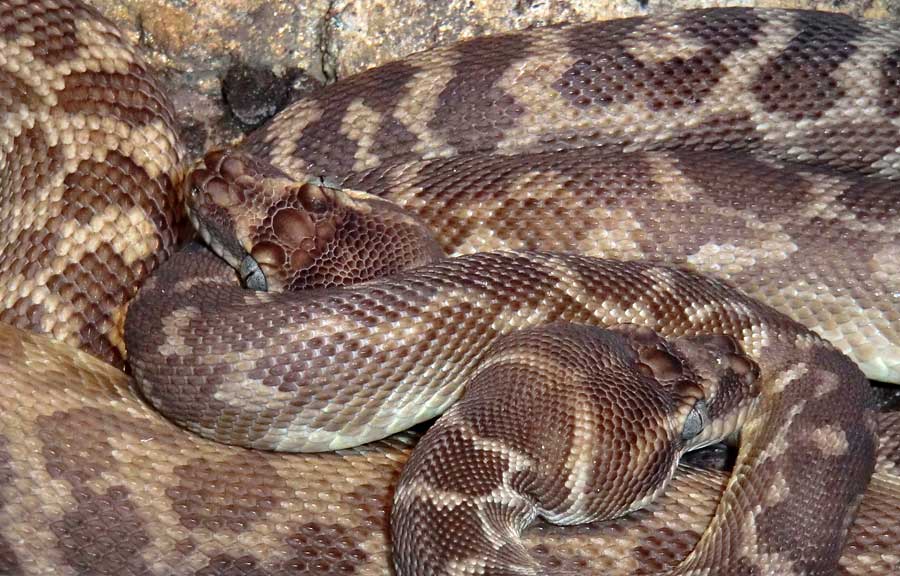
[186,205,268,290]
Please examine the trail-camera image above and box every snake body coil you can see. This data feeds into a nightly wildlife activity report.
[0,2,899,575]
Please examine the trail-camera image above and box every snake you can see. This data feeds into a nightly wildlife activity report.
[0,0,899,574]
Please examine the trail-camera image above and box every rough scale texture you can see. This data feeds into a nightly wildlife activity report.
[0,1,899,575]
[244,7,900,384]
[1,323,899,575]
[0,0,184,367]
[186,150,444,291]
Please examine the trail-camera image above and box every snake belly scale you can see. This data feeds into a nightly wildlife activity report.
[0,1,898,575]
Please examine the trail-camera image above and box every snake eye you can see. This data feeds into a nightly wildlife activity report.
[681,399,708,441]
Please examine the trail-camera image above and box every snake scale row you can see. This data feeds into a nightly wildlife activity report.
[0,1,899,575]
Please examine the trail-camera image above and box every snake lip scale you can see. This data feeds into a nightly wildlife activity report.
[0,1,899,575]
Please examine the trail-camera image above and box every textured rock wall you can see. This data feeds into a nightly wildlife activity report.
[90,0,897,155]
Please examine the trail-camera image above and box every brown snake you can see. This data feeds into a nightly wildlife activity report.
[1,1,899,575]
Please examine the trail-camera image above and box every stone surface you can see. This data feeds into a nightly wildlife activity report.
[90,0,900,157]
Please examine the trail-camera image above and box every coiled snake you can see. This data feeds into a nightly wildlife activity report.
[0,1,899,575]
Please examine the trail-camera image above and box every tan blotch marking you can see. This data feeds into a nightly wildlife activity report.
[336,186,379,210]
[759,402,806,465]
[392,57,459,159]
[340,98,388,172]
[821,25,900,178]
[691,300,769,357]
[795,172,854,222]
[703,14,799,134]
[493,28,587,153]
[642,153,701,202]
[872,243,900,291]
[778,279,896,383]
[547,398,605,524]
[446,556,490,576]
[810,424,850,457]
[813,371,840,398]
[0,33,64,100]
[55,112,180,180]
[624,13,709,63]
[100,420,305,571]
[769,363,808,395]
[74,18,139,75]
[581,207,645,259]
[763,469,790,506]
[686,235,798,276]
[55,204,159,267]
[1,425,74,573]
[265,100,325,177]
[241,290,279,306]
[736,508,799,575]
[157,306,200,358]
[1,201,157,338]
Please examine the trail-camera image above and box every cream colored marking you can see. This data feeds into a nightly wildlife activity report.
[763,469,790,506]
[759,402,806,464]
[340,98,387,172]
[642,153,701,202]
[262,99,325,178]
[0,414,74,573]
[392,55,460,160]
[581,207,646,260]
[0,33,65,100]
[493,28,587,154]
[706,14,799,135]
[686,235,798,276]
[778,278,897,383]
[795,172,855,222]
[74,18,139,75]
[543,397,604,524]
[810,424,850,457]
[157,306,200,358]
[872,243,900,292]
[240,290,279,307]
[624,13,708,63]
[53,111,180,179]
[813,371,840,398]
[445,556,490,576]
[173,275,212,294]
[400,476,472,510]
[105,428,307,572]
[817,26,900,179]
[769,363,808,395]
[736,508,799,575]
[54,204,158,267]
[499,13,799,156]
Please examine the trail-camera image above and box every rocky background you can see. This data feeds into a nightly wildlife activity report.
[89,0,898,158]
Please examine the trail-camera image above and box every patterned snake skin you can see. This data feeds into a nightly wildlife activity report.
[1,1,899,575]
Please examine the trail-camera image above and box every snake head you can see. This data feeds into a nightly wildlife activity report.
[185,149,347,291]
[186,149,444,293]
[612,324,759,450]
